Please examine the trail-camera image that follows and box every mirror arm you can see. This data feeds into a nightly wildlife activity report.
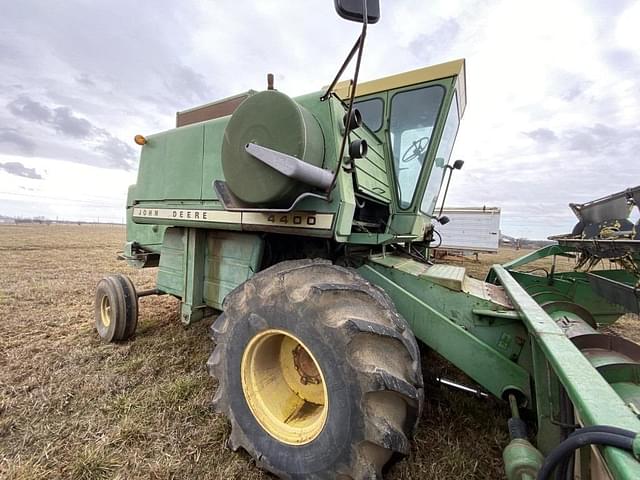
[325,0,369,194]
[320,35,362,102]
[437,165,455,217]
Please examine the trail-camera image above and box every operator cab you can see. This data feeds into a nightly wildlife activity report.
[331,59,466,239]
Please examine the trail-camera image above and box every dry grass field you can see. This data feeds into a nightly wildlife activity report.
[1,224,638,480]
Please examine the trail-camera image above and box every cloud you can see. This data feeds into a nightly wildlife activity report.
[51,106,93,138]
[0,0,638,234]
[0,128,35,154]
[75,73,95,87]
[0,161,43,179]
[8,96,52,122]
[408,18,461,61]
[93,135,136,169]
[4,96,137,169]
[163,64,213,107]
[524,128,558,143]
[9,96,92,139]
[530,124,640,157]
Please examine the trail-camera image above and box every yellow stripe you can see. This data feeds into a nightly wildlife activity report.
[133,207,241,223]
[329,58,467,116]
[242,212,334,230]
[132,208,334,230]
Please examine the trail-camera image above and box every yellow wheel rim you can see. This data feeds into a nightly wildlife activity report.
[241,329,328,445]
[100,295,112,327]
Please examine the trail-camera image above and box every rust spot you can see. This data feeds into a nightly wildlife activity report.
[292,344,321,385]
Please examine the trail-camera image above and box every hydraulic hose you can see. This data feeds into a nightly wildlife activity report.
[555,426,638,480]
[538,430,635,480]
[568,425,636,439]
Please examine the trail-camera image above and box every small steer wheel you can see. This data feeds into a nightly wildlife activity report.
[400,136,430,164]
[208,259,423,479]
[95,274,138,342]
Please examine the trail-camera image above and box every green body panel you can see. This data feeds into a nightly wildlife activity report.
[125,185,166,253]
[156,227,185,296]
[351,128,391,203]
[346,232,396,244]
[135,123,205,201]
[203,230,263,310]
[156,227,262,315]
[388,212,428,238]
[127,91,370,244]
[180,228,207,323]
[202,117,228,201]
[358,254,532,401]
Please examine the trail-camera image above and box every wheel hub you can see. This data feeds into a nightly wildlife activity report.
[100,295,112,327]
[241,329,328,445]
[293,344,321,385]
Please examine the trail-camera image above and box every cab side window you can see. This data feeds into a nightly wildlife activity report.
[354,98,384,132]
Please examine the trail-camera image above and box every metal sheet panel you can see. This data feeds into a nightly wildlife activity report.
[156,227,185,296]
[436,207,501,252]
[176,91,255,127]
[134,123,205,201]
[204,231,263,309]
[351,129,392,203]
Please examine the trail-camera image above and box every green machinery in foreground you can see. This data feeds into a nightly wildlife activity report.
[95,2,640,479]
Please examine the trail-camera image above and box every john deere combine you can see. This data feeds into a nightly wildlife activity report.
[94,2,640,478]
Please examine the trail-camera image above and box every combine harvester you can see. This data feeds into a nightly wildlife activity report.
[94,2,640,478]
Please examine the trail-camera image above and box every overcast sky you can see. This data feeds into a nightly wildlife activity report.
[1,0,639,237]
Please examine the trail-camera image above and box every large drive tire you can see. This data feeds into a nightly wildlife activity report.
[208,259,423,479]
[95,274,138,342]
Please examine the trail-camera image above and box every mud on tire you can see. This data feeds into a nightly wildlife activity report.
[207,259,423,479]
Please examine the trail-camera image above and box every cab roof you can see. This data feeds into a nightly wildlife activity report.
[329,58,467,117]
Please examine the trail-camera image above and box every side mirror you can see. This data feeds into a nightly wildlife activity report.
[334,0,380,24]
[437,216,450,225]
[452,159,464,170]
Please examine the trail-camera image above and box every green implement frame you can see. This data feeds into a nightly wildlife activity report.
[493,265,640,479]
[358,248,640,479]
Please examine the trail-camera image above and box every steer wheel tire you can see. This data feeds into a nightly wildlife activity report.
[94,274,138,343]
[208,259,423,479]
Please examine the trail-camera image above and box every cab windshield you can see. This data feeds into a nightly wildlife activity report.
[420,94,460,216]
[389,86,445,208]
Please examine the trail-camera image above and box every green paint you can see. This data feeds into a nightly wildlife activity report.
[358,256,532,401]
[202,117,229,201]
[180,228,207,324]
[203,231,263,309]
[156,227,186,296]
[221,90,325,206]
[121,56,640,478]
[498,332,513,351]
[502,439,544,480]
[493,265,640,479]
